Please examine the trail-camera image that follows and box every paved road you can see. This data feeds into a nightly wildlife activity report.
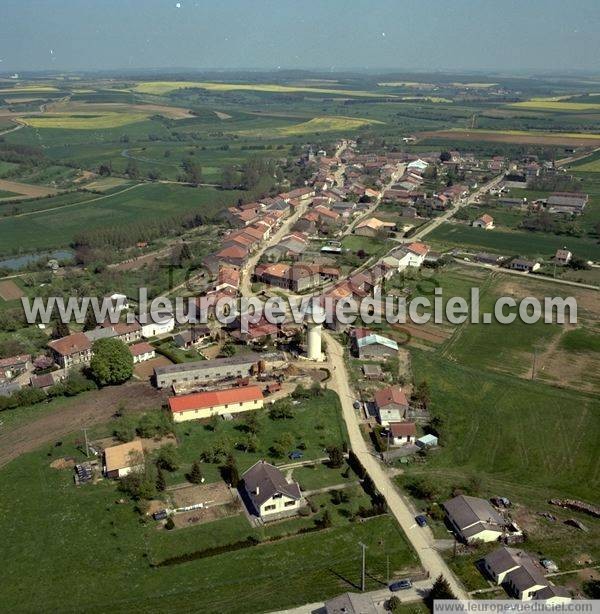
[406,173,505,243]
[270,578,434,614]
[323,331,469,601]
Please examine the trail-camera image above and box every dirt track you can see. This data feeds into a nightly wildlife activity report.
[0,381,168,468]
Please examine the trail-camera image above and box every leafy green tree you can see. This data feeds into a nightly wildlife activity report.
[83,304,97,332]
[156,443,180,472]
[113,414,136,443]
[89,338,133,385]
[222,454,240,487]
[126,160,140,179]
[269,399,293,420]
[182,159,203,185]
[326,445,344,468]
[243,412,260,434]
[583,579,600,599]
[221,165,237,189]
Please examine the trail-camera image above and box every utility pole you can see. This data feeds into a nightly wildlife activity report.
[359,542,367,591]
[83,428,90,458]
[386,554,390,584]
[531,349,537,381]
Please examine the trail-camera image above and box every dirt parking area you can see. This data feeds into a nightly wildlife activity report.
[0,279,25,301]
[169,482,242,528]
[134,355,173,380]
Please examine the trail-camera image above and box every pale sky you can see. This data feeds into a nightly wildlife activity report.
[1,0,599,73]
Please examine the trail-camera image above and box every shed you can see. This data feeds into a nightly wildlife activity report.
[416,434,438,448]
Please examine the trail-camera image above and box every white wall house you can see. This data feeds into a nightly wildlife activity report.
[241,460,302,520]
[137,311,175,338]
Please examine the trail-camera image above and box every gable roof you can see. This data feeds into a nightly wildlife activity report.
[242,460,301,507]
[374,386,408,409]
[169,385,263,413]
[444,495,505,532]
[104,440,144,473]
[389,422,416,437]
[48,332,91,356]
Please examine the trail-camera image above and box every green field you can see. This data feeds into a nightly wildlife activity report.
[508,101,600,112]
[21,112,151,130]
[411,350,600,503]
[0,183,243,255]
[427,223,600,260]
[239,115,382,137]
[0,389,418,612]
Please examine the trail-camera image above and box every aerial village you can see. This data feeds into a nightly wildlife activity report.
[0,136,593,608]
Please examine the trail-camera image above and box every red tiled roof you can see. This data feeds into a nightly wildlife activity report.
[48,332,91,356]
[169,385,263,413]
[389,422,416,437]
[374,386,408,408]
[129,342,155,357]
[0,354,31,368]
[406,242,429,256]
[217,245,248,259]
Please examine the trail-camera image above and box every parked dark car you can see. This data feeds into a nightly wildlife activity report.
[389,579,412,591]
[415,514,428,527]
[153,510,168,521]
[353,400,361,410]
[289,450,303,460]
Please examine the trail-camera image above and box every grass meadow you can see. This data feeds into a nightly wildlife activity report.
[0,390,418,613]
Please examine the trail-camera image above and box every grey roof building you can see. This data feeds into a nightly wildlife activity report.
[443,495,507,543]
[325,592,378,614]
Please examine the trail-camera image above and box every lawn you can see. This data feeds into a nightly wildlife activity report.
[168,390,349,485]
[0,409,417,613]
[410,350,600,503]
[0,189,19,198]
[426,222,600,261]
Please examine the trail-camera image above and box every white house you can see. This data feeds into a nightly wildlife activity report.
[443,495,508,543]
[129,342,156,364]
[388,422,417,446]
[241,460,303,519]
[387,242,430,271]
[137,311,175,338]
[473,214,494,229]
[374,386,410,426]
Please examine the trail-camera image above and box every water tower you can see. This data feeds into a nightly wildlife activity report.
[305,301,325,361]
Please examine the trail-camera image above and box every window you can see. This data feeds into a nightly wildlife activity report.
[264,504,276,511]
[284,500,295,507]
[273,493,282,499]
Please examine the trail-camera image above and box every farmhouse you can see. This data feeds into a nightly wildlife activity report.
[388,422,417,446]
[129,342,156,364]
[154,353,262,388]
[169,385,264,422]
[99,320,143,344]
[324,592,378,614]
[554,248,572,264]
[508,259,540,273]
[387,242,430,270]
[473,214,494,229]
[48,333,92,370]
[374,386,410,426]
[443,495,508,543]
[362,364,384,380]
[241,460,302,520]
[354,217,395,237]
[104,440,144,479]
[254,262,321,293]
[350,328,398,359]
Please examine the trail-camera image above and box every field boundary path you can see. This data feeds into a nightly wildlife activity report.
[4,181,145,218]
